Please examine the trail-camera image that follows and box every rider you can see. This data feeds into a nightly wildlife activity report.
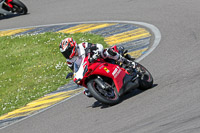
[59,37,135,97]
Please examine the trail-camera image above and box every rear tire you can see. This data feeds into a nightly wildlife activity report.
[136,63,153,90]
[87,78,120,105]
[11,0,28,15]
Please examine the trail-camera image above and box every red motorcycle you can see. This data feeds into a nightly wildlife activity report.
[0,0,27,16]
[71,46,153,105]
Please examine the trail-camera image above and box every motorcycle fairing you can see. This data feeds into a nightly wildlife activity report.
[73,55,129,94]
[90,62,126,93]
[73,56,88,83]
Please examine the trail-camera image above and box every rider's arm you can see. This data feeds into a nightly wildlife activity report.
[82,42,104,54]
[84,42,105,60]
[95,43,104,53]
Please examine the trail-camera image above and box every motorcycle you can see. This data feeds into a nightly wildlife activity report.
[68,45,153,105]
[0,0,27,16]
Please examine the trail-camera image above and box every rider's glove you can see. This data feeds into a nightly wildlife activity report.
[66,72,73,79]
[89,50,100,63]
[92,50,100,60]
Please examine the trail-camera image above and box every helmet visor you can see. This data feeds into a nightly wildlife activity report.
[61,46,74,59]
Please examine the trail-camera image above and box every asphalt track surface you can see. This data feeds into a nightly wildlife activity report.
[1,0,200,133]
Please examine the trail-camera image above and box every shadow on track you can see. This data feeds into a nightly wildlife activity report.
[0,13,29,20]
[89,84,158,109]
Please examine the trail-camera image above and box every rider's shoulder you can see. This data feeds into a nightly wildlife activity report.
[78,42,91,48]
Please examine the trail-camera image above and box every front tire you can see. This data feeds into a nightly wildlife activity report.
[87,78,120,105]
[11,0,28,15]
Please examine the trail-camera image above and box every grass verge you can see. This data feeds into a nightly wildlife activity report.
[0,32,108,116]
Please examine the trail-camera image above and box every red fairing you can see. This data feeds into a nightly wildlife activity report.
[85,59,126,92]
[77,49,129,93]
[6,0,13,8]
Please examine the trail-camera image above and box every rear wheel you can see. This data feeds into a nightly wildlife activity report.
[87,78,120,105]
[11,0,28,14]
[136,63,153,90]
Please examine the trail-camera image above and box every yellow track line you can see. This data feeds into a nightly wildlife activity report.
[0,88,83,120]
[128,48,148,58]
[105,28,151,45]
[58,23,116,34]
[0,28,32,37]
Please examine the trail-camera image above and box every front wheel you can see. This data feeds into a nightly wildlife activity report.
[11,0,28,15]
[136,63,153,90]
[87,78,120,105]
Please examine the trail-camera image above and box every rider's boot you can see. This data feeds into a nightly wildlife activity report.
[105,47,135,66]
[119,56,138,79]
[120,56,136,68]
[104,47,138,78]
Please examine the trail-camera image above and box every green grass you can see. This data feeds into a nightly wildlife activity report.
[0,32,108,116]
